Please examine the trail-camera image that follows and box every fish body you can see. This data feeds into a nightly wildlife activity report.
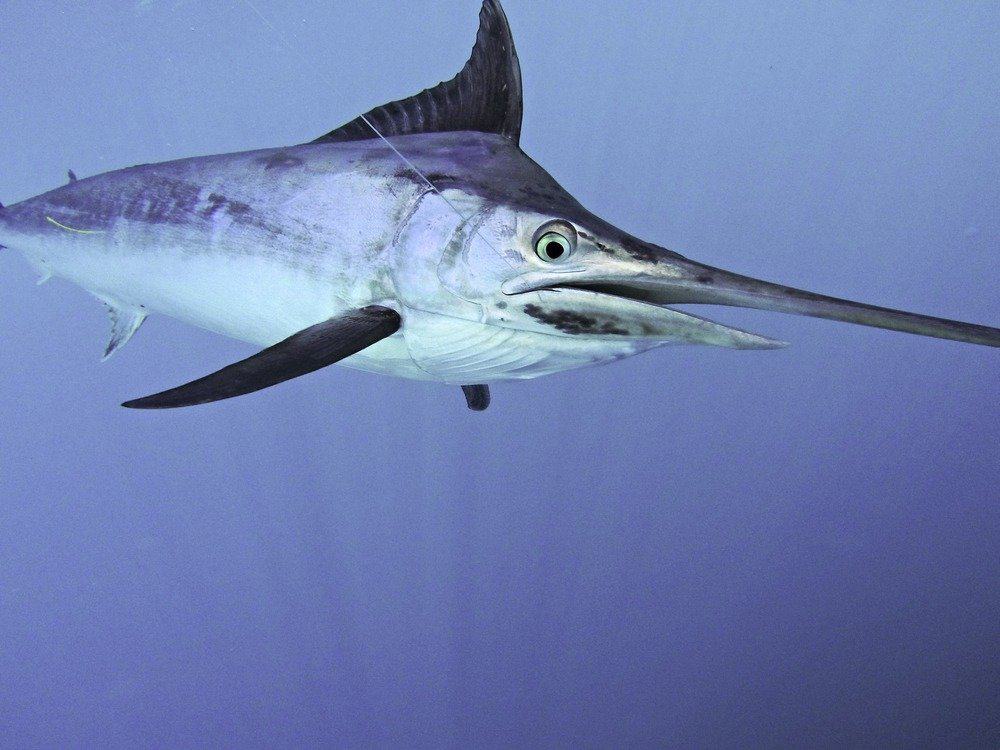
[0,133,665,383]
[1,0,996,410]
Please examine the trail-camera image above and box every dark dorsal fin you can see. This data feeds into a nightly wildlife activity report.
[311,0,522,146]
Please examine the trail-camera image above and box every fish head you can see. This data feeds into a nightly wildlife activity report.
[417,138,1000,354]
[465,202,788,351]
[386,136,777,356]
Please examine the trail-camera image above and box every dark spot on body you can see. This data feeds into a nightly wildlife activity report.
[524,304,630,336]
[517,185,564,204]
[202,193,253,220]
[224,199,252,216]
[698,275,714,285]
[583,235,617,257]
[393,170,457,188]
[619,236,667,263]
[48,177,204,226]
[27,175,288,243]
[202,193,226,219]
[258,152,304,171]
[578,229,680,263]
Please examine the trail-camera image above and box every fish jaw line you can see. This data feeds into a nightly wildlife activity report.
[500,280,787,350]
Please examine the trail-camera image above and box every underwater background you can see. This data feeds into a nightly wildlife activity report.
[1,1,997,747]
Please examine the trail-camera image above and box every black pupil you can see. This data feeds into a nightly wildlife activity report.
[545,240,565,259]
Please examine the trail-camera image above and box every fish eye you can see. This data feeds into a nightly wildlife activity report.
[535,231,573,262]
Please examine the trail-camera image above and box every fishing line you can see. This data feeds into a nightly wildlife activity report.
[236,0,515,270]
[45,216,105,235]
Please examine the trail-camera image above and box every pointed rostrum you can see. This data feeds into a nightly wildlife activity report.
[311,0,523,145]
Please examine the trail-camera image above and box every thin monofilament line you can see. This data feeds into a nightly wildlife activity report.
[358,115,509,264]
[236,0,514,269]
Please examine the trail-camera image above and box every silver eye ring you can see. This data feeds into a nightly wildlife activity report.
[535,231,573,262]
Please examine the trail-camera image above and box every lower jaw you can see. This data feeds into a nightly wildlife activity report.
[516,287,786,350]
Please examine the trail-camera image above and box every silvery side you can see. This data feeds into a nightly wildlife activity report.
[0,133,691,384]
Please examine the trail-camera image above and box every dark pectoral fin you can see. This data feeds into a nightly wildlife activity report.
[462,385,491,412]
[123,306,401,410]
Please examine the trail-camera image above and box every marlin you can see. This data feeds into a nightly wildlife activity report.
[1,1,997,412]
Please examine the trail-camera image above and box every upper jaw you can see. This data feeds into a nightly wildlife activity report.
[499,264,700,304]
[500,267,663,298]
[502,251,1000,348]
[499,268,788,350]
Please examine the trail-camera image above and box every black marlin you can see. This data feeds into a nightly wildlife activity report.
[0,1,996,412]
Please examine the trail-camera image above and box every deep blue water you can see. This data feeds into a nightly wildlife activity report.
[1,2,997,747]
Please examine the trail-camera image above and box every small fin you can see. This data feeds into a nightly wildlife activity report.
[462,385,491,412]
[122,306,401,410]
[27,257,53,285]
[101,299,148,361]
[67,170,78,183]
[311,0,522,145]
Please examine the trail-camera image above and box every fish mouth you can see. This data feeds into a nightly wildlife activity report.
[502,279,788,350]
[504,255,1000,349]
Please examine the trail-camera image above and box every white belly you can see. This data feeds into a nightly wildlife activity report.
[14,233,431,380]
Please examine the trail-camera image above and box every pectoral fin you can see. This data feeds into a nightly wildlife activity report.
[123,306,401,410]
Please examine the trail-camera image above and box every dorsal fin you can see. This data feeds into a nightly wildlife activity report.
[311,0,522,146]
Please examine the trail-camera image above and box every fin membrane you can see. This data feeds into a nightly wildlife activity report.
[123,306,401,410]
[311,0,522,145]
[462,384,491,412]
[101,299,148,360]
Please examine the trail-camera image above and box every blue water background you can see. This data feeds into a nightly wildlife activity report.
[1,1,997,746]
